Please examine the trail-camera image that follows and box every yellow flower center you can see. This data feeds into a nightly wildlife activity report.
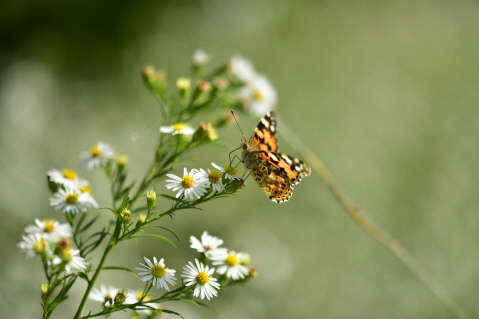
[90,145,102,158]
[253,89,264,101]
[33,238,48,254]
[63,169,77,180]
[196,271,210,285]
[135,290,150,302]
[43,219,56,233]
[79,185,92,194]
[65,193,78,204]
[151,265,167,278]
[208,170,221,183]
[224,165,238,176]
[61,249,73,263]
[226,253,239,266]
[181,175,194,188]
[172,123,188,132]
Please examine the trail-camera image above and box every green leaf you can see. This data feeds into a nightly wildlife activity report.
[159,309,184,318]
[130,234,177,247]
[76,214,101,234]
[101,266,139,278]
[143,225,180,243]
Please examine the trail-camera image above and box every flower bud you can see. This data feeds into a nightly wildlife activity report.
[121,208,131,224]
[142,66,167,96]
[136,214,147,228]
[114,289,128,306]
[146,189,156,210]
[193,122,218,144]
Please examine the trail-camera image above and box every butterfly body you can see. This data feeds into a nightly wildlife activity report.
[241,111,311,203]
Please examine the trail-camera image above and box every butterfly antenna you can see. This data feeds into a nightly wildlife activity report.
[230,110,248,143]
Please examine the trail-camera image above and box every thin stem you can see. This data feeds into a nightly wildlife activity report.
[278,118,471,319]
[73,220,121,319]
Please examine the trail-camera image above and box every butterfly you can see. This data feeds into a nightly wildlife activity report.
[241,111,311,203]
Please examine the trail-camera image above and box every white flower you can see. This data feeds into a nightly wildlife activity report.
[159,123,194,135]
[18,233,51,259]
[212,250,250,280]
[89,285,119,307]
[80,141,115,170]
[229,55,256,82]
[47,168,85,189]
[53,248,87,273]
[193,49,211,65]
[165,168,209,200]
[190,231,227,259]
[198,168,225,192]
[49,187,98,214]
[136,256,177,291]
[238,74,277,116]
[182,259,220,300]
[25,218,72,241]
[211,163,242,180]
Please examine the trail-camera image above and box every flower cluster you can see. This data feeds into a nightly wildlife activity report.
[20,52,264,319]
[18,218,87,273]
[165,163,243,200]
[88,230,254,315]
[47,168,99,214]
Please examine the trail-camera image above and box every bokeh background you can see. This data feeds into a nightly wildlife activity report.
[2,1,479,318]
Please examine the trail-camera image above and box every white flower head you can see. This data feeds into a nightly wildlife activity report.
[229,55,256,82]
[47,168,85,189]
[193,49,211,65]
[238,74,277,116]
[211,163,242,180]
[89,285,119,307]
[198,168,225,192]
[18,233,52,259]
[25,218,72,241]
[182,259,220,300]
[212,250,250,280]
[165,168,209,200]
[159,123,194,135]
[52,248,87,273]
[80,141,115,170]
[136,256,177,291]
[50,187,98,214]
[190,231,227,259]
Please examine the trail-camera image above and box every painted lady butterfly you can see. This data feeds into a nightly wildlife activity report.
[241,111,311,203]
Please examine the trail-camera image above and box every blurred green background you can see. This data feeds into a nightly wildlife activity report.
[1,1,479,318]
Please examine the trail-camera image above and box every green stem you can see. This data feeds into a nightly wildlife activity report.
[279,119,472,319]
[73,220,121,319]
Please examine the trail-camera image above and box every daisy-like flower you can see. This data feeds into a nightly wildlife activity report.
[211,163,242,180]
[136,256,177,291]
[80,141,115,170]
[229,55,256,82]
[52,248,87,273]
[25,218,72,241]
[18,233,51,259]
[165,168,209,200]
[198,168,225,192]
[238,74,277,116]
[211,250,250,280]
[190,231,227,259]
[49,187,98,214]
[182,259,220,300]
[89,285,119,307]
[192,49,211,66]
[47,168,84,189]
[159,123,195,135]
